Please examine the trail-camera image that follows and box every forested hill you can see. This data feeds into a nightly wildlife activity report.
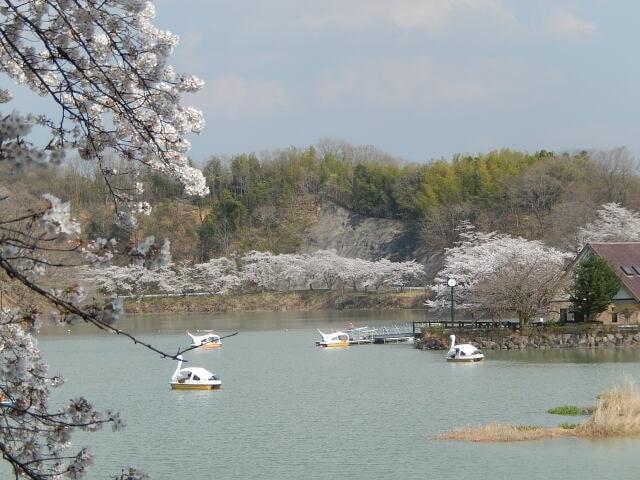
[2,142,638,269]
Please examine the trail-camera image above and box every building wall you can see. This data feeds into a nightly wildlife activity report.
[605,301,640,325]
[548,300,640,325]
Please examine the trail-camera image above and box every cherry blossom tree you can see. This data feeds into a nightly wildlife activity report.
[306,250,341,289]
[82,261,177,296]
[337,257,370,292]
[386,260,425,291]
[0,0,207,200]
[258,253,301,291]
[82,256,241,297]
[427,225,571,326]
[361,258,394,291]
[576,203,640,251]
[0,1,208,477]
[82,250,426,299]
[238,251,279,292]
[188,257,240,294]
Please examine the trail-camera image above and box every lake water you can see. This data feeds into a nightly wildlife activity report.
[32,310,640,479]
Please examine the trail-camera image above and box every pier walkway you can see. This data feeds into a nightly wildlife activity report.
[339,320,522,346]
[348,324,415,345]
[411,320,521,337]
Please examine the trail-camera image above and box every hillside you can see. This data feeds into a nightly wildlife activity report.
[1,143,638,282]
[302,202,409,260]
[300,201,443,277]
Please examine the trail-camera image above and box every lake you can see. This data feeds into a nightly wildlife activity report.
[33,310,640,479]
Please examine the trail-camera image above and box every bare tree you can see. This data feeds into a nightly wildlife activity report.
[471,255,566,327]
[591,147,639,205]
[421,203,471,249]
[506,160,567,238]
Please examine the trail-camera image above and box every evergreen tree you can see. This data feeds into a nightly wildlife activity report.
[569,255,621,321]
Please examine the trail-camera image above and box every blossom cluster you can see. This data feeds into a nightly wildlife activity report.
[577,203,640,250]
[0,0,208,197]
[427,224,572,312]
[0,0,212,477]
[0,315,126,478]
[81,250,426,296]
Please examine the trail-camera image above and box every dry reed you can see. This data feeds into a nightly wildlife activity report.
[437,423,574,442]
[577,377,640,438]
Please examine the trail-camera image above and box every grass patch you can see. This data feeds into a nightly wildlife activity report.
[559,423,578,430]
[547,405,583,416]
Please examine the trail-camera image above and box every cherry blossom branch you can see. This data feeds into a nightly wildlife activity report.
[0,255,184,360]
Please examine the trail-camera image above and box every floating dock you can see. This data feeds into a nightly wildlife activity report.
[350,324,415,345]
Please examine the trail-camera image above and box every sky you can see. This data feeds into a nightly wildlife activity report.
[6,0,640,164]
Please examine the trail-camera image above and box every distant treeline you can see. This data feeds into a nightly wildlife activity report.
[2,140,638,262]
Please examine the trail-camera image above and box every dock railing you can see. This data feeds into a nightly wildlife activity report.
[412,320,521,337]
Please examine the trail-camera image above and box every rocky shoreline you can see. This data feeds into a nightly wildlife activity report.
[418,329,640,350]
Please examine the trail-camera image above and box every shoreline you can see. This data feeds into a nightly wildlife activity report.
[419,326,640,350]
[124,290,428,315]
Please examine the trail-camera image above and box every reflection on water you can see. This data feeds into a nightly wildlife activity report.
[37,309,430,336]
[493,347,640,364]
[28,311,640,479]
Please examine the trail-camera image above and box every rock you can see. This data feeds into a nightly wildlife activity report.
[419,330,640,352]
[421,336,446,350]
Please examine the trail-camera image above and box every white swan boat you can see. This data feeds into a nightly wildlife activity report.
[316,330,350,348]
[446,334,484,362]
[170,355,222,390]
[187,330,222,349]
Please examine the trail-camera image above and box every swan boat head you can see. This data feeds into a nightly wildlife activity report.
[446,335,484,362]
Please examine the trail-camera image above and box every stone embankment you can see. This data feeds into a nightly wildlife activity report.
[125,290,428,315]
[418,329,640,350]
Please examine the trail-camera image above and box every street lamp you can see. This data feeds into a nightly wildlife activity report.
[447,278,457,325]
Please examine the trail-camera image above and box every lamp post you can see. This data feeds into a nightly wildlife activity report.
[447,278,457,325]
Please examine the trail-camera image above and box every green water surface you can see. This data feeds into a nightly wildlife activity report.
[33,310,640,479]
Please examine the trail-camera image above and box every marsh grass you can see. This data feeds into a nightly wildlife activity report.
[438,378,640,442]
[577,377,640,438]
[547,405,583,416]
[436,423,573,442]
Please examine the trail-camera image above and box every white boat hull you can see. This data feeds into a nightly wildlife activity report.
[446,355,484,362]
[170,380,222,390]
[316,341,350,348]
[191,342,221,349]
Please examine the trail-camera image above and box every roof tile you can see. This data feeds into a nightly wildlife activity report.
[588,242,640,301]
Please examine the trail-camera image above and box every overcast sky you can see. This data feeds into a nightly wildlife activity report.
[7,1,640,164]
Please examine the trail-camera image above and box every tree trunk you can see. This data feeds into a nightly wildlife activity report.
[518,312,526,330]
